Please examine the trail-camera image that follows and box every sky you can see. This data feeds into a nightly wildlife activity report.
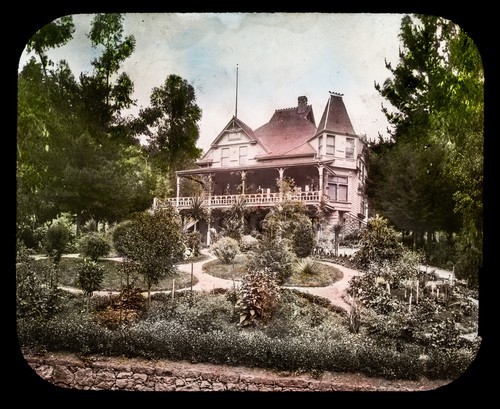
[18,12,406,153]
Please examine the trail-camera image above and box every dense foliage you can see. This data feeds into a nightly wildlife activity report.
[370,15,483,286]
[17,14,202,244]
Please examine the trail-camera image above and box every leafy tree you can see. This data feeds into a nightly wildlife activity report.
[371,142,460,247]
[118,206,184,305]
[82,13,136,138]
[247,236,296,285]
[111,219,135,257]
[25,16,75,75]
[137,74,203,177]
[372,14,483,284]
[17,15,153,238]
[76,259,105,311]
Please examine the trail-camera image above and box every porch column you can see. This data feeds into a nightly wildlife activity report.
[206,209,212,246]
[240,170,247,195]
[176,175,180,207]
[206,173,213,246]
[317,165,324,200]
[277,168,286,201]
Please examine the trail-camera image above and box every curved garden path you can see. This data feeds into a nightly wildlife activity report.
[52,248,459,312]
[53,249,361,311]
[171,249,361,311]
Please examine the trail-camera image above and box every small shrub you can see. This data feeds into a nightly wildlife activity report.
[76,260,105,296]
[292,216,315,258]
[43,223,70,264]
[239,234,259,252]
[212,236,240,264]
[235,268,281,326]
[78,233,111,261]
[16,246,62,319]
[292,258,319,275]
[185,231,202,256]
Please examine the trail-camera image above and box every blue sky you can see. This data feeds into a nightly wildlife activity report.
[19,12,406,152]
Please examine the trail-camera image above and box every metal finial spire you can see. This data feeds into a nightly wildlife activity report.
[235,64,239,118]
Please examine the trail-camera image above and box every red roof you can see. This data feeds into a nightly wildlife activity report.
[315,93,356,136]
[254,104,317,156]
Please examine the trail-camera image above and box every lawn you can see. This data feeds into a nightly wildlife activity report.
[33,256,198,292]
[202,253,343,287]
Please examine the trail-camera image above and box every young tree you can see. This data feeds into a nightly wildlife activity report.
[119,206,184,305]
[76,260,105,311]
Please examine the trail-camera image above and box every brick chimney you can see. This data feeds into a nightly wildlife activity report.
[298,96,308,114]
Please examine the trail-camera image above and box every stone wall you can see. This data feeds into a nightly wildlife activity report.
[23,353,450,392]
[25,353,340,392]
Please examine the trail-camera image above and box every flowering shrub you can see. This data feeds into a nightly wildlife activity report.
[212,236,240,263]
[239,234,259,252]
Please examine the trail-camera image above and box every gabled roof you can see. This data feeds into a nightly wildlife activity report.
[253,103,316,157]
[209,116,260,147]
[315,92,356,136]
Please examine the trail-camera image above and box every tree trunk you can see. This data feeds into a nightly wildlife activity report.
[76,213,82,237]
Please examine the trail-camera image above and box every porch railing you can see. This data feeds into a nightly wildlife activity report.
[155,191,322,210]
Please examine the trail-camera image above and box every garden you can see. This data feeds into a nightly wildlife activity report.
[16,203,480,383]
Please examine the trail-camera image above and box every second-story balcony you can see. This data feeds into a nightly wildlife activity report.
[153,191,354,214]
[155,191,323,211]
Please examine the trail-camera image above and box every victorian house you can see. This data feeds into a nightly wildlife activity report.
[153,91,368,245]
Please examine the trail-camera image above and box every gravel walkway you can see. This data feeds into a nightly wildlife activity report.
[42,248,457,312]
[161,249,362,311]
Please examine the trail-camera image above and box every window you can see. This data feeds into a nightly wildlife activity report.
[228,132,241,141]
[328,176,348,201]
[346,137,355,159]
[239,146,248,165]
[318,136,323,155]
[326,135,335,155]
[221,148,229,167]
